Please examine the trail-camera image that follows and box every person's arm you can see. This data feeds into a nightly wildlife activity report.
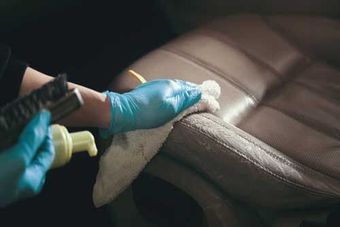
[20,67,202,135]
[19,67,111,129]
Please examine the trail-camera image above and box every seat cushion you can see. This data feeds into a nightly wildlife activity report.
[111,14,340,208]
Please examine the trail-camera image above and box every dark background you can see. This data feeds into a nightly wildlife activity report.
[0,1,174,226]
[0,0,174,90]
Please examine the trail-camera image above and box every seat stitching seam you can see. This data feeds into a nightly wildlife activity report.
[263,104,340,141]
[181,118,340,197]
[196,28,284,80]
[160,47,259,103]
[179,120,338,198]
[198,115,305,171]
[261,16,311,60]
[200,113,340,183]
[262,60,313,104]
[262,16,340,76]
[293,80,340,105]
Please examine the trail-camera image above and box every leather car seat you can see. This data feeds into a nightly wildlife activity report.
[107,14,340,226]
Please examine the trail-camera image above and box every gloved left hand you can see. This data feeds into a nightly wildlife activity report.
[101,79,201,136]
[0,111,55,207]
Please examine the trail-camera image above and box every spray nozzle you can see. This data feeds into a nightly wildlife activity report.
[51,124,98,169]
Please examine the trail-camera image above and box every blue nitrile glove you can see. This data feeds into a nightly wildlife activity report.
[0,111,55,207]
[101,79,201,136]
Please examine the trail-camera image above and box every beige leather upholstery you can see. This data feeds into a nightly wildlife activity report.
[109,14,340,225]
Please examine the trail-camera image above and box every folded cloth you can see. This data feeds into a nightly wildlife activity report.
[93,80,221,207]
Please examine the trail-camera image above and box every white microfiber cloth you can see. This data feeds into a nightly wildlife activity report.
[93,80,221,207]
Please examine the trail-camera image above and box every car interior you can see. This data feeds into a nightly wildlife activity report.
[1,0,340,227]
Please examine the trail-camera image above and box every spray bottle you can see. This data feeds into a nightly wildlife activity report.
[0,75,98,169]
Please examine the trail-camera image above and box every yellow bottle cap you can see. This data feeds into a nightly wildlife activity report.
[51,124,98,168]
[128,69,147,84]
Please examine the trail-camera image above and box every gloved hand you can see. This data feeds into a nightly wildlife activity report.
[0,111,55,207]
[101,79,201,136]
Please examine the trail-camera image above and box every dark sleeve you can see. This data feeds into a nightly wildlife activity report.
[0,44,28,107]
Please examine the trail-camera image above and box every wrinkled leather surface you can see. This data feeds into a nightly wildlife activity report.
[167,113,340,208]
[113,15,340,209]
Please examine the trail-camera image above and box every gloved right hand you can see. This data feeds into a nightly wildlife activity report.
[0,111,55,207]
[100,79,202,136]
